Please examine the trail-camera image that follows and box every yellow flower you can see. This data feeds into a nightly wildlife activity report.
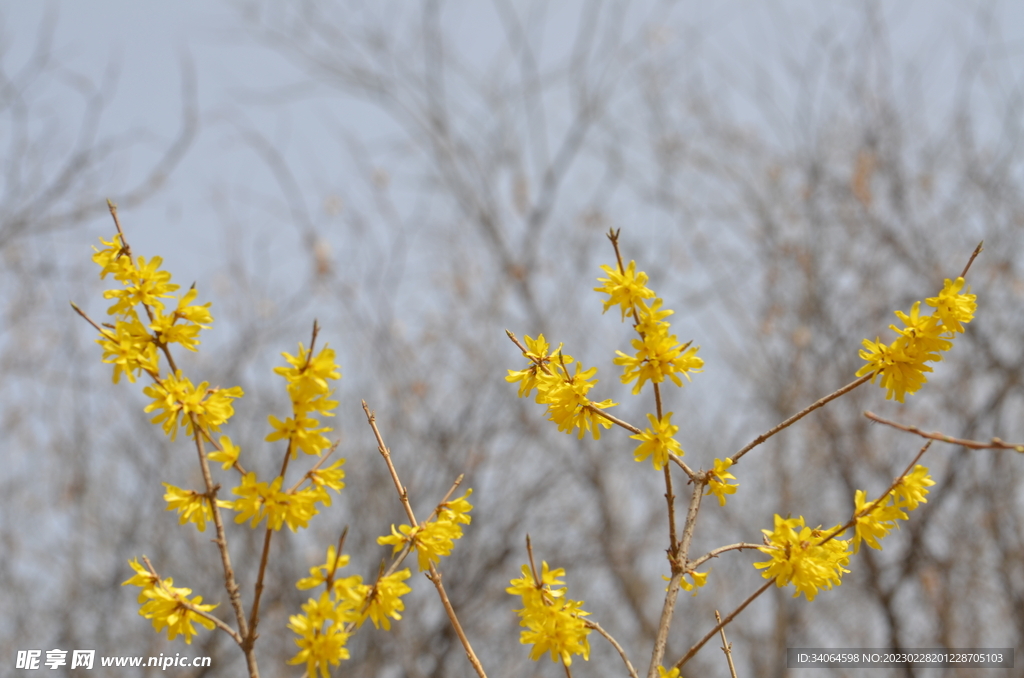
[378,517,466,572]
[357,570,412,630]
[229,472,274,528]
[296,545,350,591]
[615,301,703,394]
[162,484,217,532]
[266,413,332,457]
[679,569,709,594]
[308,459,347,494]
[150,287,211,348]
[97,318,158,384]
[892,465,935,511]
[508,561,591,666]
[658,666,682,678]
[858,279,977,401]
[594,260,656,320]
[705,458,738,506]
[274,343,341,414]
[208,436,240,470]
[855,336,934,403]
[506,334,572,399]
[754,515,851,601]
[925,277,976,333]
[534,362,617,440]
[122,561,218,645]
[439,489,474,525]
[143,372,243,441]
[851,490,906,553]
[92,234,131,280]
[630,412,683,470]
[287,592,351,678]
[103,255,180,316]
[122,558,159,602]
[229,472,330,532]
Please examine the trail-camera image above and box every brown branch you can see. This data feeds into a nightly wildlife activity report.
[731,375,872,465]
[648,480,704,678]
[715,610,738,678]
[865,411,1024,452]
[674,580,774,669]
[586,620,639,678]
[960,240,983,278]
[688,543,766,571]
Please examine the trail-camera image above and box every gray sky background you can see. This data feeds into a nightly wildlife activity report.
[8,0,1023,285]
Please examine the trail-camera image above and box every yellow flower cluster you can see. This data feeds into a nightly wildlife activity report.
[594,261,656,320]
[162,484,231,532]
[506,334,618,440]
[122,559,217,644]
[378,490,474,571]
[852,465,935,553]
[289,545,413,677]
[857,277,976,402]
[507,562,592,666]
[595,263,703,395]
[143,371,243,442]
[267,343,340,458]
[754,516,852,601]
[228,459,346,532]
[92,234,214,384]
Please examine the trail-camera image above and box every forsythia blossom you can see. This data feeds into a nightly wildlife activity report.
[267,343,340,458]
[852,465,934,553]
[92,235,218,385]
[630,412,684,470]
[705,458,738,506]
[505,334,572,399]
[122,559,217,644]
[754,515,852,601]
[857,278,976,402]
[355,570,413,630]
[377,490,473,572]
[143,372,243,441]
[207,435,240,470]
[614,299,703,395]
[594,260,655,320]
[287,592,354,678]
[508,339,617,439]
[507,562,592,666]
[163,484,229,532]
[679,569,709,594]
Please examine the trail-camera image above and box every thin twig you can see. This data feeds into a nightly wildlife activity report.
[586,404,642,434]
[731,375,872,465]
[715,611,738,678]
[865,411,1024,452]
[960,240,983,278]
[585,620,639,678]
[674,580,774,669]
[688,543,766,571]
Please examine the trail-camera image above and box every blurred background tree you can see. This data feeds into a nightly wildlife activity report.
[2,2,1021,677]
